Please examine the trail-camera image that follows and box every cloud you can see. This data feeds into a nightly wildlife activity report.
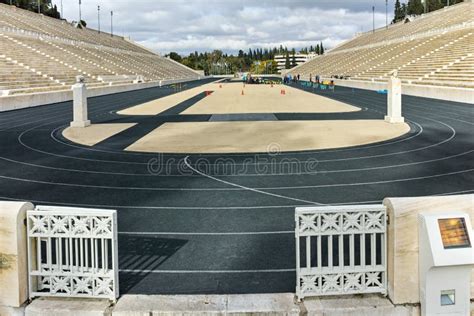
[57,0,395,55]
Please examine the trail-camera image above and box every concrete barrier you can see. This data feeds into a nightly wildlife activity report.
[0,201,34,313]
[0,77,203,112]
[328,79,474,104]
[383,194,474,305]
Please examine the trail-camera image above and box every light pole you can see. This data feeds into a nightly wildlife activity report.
[385,0,388,29]
[98,5,100,33]
[79,0,82,24]
[60,0,63,18]
[372,1,375,33]
[37,0,40,13]
[110,11,113,37]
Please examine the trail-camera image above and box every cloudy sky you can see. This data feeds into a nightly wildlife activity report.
[56,0,397,55]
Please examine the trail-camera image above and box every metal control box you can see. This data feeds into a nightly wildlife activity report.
[419,212,473,315]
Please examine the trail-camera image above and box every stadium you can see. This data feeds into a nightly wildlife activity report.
[0,0,473,315]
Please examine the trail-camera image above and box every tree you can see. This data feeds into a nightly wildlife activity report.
[167,52,182,62]
[285,52,291,69]
[0,0,62,19]
[427,0,444,12]
[407,0,424,15]
[315,44,320,55]
[392,0,405,23]
[320,42,324,55]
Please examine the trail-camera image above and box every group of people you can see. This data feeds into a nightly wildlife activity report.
[283,74,301,84]
[283,73,322,84]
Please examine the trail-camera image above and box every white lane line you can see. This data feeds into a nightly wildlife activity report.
[1,192,472,210]
[184,156,324,206]
[119,268,295,274]
[21,115,454,168]
[16,108,423,165]
[49,113,424,159]
[2,145,472,179]
[1,167,472,191]
[119,231,294,236]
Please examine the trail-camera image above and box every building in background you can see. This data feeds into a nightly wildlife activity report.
[274,53,317,73]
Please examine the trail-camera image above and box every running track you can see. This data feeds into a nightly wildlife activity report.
[0,79,472,294]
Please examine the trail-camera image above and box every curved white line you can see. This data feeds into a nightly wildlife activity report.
[183,156,325,205]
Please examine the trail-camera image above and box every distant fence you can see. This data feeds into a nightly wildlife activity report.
[295,205,387,300]
[27,205,119,300]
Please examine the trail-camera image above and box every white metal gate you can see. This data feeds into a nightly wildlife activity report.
[27,205,119,300]
[295,205,387,300]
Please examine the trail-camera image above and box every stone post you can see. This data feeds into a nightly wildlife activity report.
[70,75,91,128]
[385,70,404,123]
[0,201,34,314]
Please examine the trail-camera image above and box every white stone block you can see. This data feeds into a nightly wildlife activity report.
[303,294,420,316]
[0,201,34,308]
[25,298,111,316]
[70,82,90,128]
[226,293,299,315]
[385,76,404,123]
[112,295,227,315]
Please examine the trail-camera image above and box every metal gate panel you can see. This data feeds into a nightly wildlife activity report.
[27,205,119,300]
[295,205,387,300]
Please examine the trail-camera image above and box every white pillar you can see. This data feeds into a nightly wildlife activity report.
[385,74,404,123]
[0,201,34,310]
[70,76,90,128]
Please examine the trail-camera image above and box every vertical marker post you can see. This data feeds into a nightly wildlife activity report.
[70,76,91,128]
[385,70,404,123]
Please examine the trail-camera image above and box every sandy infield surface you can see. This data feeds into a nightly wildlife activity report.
[125,120,410,153]
[118,82,360,115]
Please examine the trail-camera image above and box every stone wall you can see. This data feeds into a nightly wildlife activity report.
[324,79,474,104]
[0,77,203,112]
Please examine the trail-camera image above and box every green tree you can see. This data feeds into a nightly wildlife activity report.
[407,0,424,15]
[167,52,182,62]
[427,0,444,12]
[291,52,297,67]
[285,52,291,69]
[392,0,405,23]
[320,42,324,55]
[1,0,62,19]
[315,44,320,55]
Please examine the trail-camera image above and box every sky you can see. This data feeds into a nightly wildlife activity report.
[55,0,397,55]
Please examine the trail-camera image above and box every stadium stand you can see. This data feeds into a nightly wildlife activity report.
[287,1,474,89]
[0,3,200,95]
